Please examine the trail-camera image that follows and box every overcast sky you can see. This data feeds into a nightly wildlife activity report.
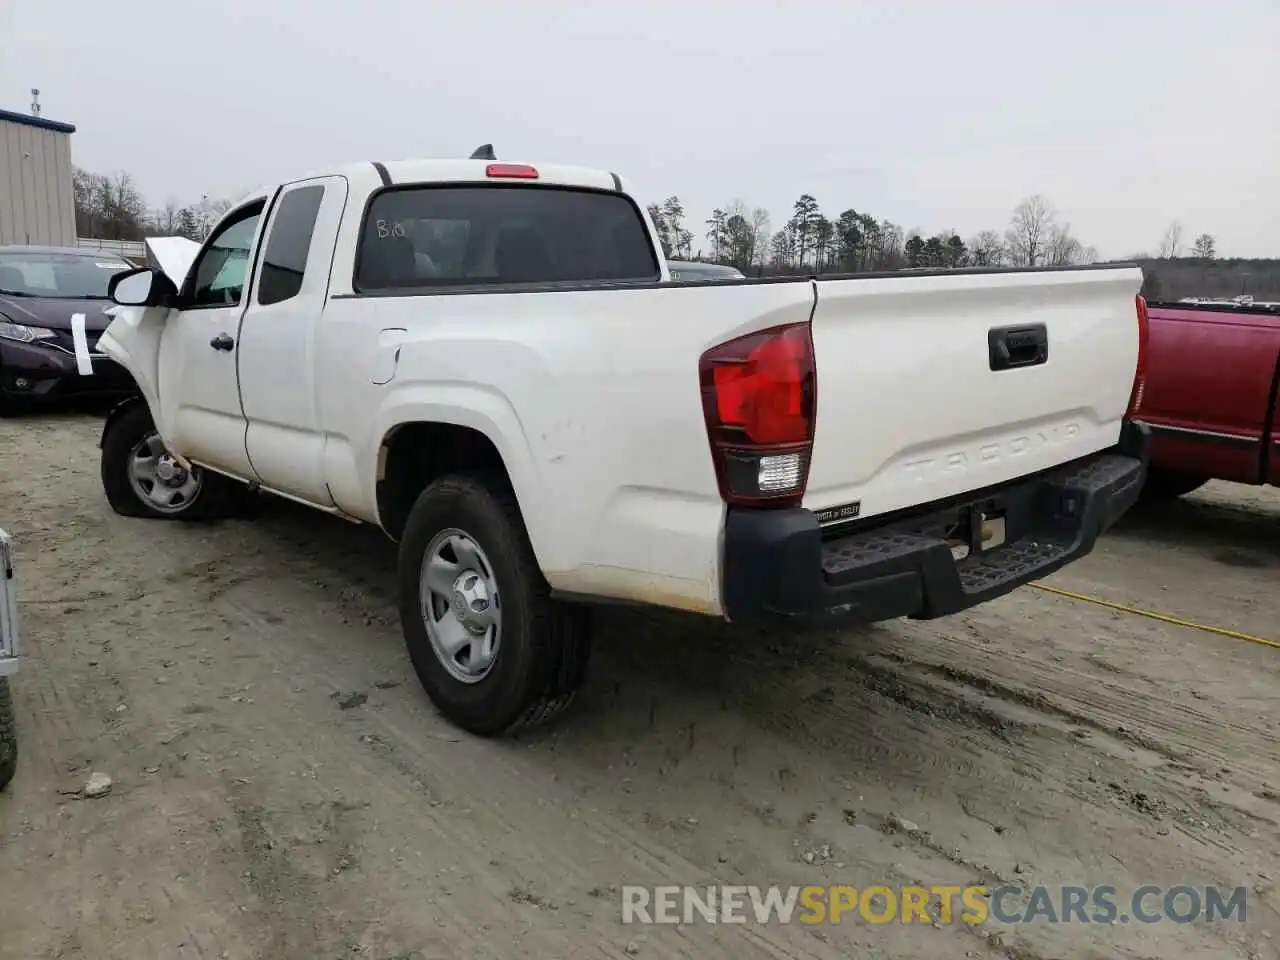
[3,0,1276,257]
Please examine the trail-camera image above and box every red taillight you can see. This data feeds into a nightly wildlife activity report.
[486,163,539,179]
[699,323,816,508]
[1128,294,1150,417]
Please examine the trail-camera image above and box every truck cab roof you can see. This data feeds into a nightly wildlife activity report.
[236,159,632,210]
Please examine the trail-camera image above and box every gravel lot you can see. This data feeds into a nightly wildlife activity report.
[1,411,1277,960]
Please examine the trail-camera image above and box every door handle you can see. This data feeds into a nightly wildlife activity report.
[210,333,235,352]
[988,324,1048,371]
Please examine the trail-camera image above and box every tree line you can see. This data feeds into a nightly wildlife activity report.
[648,192,1101,275]
[73,167,231,244]
[74,164,1276,298]
[1130,221,1280,300]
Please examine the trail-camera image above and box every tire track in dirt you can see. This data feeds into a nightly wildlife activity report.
[8,469,851,959]
[4,416,1278,960]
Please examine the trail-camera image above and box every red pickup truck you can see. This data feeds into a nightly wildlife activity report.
[1136,298,1280,497]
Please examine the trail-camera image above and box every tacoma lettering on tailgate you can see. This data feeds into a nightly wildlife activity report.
[900,423,1081,484]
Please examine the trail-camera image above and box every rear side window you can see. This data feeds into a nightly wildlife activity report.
[258,185,325,306]
[356,186,659,291]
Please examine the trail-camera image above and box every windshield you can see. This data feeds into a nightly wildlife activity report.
[0,252,132,299]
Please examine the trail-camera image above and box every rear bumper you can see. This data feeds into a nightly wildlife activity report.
[0,339,135,401]
[721,421,1149,626]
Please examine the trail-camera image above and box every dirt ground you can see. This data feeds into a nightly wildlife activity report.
[0,411,1277,960]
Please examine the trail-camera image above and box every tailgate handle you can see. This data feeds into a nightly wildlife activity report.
[988,324,1048,371]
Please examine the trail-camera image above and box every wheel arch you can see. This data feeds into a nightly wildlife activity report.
[98,393,148,449]
[374,413,551,570]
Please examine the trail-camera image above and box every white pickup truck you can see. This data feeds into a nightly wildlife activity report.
[97,153,1151,735]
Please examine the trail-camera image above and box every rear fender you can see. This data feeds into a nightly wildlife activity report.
[372,385,552,566]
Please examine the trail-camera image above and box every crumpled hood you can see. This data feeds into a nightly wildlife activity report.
[0,294,117,332]
[145,236,201,288]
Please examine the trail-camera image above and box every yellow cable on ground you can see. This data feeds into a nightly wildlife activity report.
[1029,581,1280,651]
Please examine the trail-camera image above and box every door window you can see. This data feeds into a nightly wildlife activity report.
[257,185,326,306]
[188,203,264,308]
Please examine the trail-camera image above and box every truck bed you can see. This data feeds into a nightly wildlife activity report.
[1140,300,1280,487]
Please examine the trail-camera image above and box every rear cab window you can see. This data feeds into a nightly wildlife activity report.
[355,185,659,291]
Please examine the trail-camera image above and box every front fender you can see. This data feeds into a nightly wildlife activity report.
[98,304,175,442]
[370,382,556,568]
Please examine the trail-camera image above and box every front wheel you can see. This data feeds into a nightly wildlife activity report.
[398,474,591,736]
[0,678,16,791]
[100,402,240,520]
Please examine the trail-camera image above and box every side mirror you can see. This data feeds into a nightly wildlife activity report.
[108,267,177,307]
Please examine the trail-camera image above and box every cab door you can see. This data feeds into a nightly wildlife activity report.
[237,176,347,505]
[156,201,267,479]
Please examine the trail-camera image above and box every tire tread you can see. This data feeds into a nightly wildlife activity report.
[0,678,16,791]
[100,402,239,521]
[398,472,590,736]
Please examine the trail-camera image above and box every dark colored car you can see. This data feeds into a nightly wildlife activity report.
[0,246,138,411]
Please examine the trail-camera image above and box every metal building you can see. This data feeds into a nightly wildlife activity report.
[0,107,77,247]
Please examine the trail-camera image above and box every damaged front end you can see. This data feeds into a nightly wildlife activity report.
[96,236,201,442]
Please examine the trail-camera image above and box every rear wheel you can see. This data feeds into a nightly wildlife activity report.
[1141,467,1210,501]
[398,474,591,736]
[100,402,241,520]
[0,678,16,791]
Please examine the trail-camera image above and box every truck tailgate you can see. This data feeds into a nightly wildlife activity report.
[804,266,1144,520]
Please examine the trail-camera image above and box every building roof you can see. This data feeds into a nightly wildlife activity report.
[0,107,76,135]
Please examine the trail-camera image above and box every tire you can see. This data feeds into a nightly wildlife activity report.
[1141,467,1210,501]
[100,402,241,520]
[0,394,31,418]
[398,473,591,736]
[0,678,16,792]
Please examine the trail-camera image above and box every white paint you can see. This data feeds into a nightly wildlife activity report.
[805,265,1143,517]
[144,236,202,287]
[371,328,408,385]
[98,156,1142,618]
[69,313,93,375]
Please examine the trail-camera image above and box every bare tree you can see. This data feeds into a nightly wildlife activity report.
[1191,233,1216,259]
[194,196,233,240]
[1045,223,1084,266]
[968,230,1004,266]
[1157,220,1183,259]
[148,201,183,236]
[749,207,771,270]
[1004,195,1055,267]
[769,227,796,269]
[717,200,762,270]
[73,167,149,241]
